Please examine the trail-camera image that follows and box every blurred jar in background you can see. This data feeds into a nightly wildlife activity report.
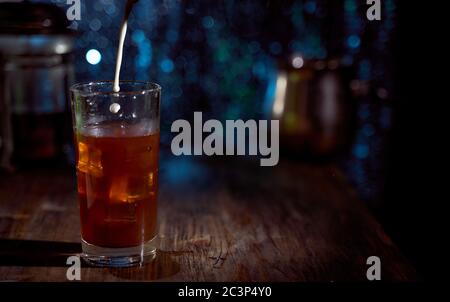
[265,55,357,160]
[0,2,76,170]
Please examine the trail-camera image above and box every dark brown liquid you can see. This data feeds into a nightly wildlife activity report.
[76,125,159,248]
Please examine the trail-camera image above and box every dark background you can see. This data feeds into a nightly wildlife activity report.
[54,0,397,208]
[385,1,445,281]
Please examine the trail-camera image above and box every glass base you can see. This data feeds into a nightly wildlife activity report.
[81,236,157,267]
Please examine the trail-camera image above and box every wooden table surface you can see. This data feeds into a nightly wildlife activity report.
[0,156,417,281]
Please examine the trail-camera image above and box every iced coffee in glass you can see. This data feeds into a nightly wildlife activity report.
[70,81,160,267]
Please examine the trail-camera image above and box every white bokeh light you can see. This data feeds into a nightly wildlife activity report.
[292,56,304,69]
[86,49,102,65]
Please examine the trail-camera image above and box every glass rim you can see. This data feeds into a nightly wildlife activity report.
[70,80,161,96]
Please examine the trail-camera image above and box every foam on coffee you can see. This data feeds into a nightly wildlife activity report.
[81,119,159,138]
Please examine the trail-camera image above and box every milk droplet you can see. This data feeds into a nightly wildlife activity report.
[109,103,121,114]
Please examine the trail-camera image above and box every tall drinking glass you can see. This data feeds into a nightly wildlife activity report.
[70,81,161,267]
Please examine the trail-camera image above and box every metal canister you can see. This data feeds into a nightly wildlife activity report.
[0,2,76,169]
[265,55,357,159]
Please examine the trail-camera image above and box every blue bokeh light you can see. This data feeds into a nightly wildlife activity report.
[166,29,179,43]
[202,16,215,29]
[362,124,375,137]
[354,144,369,159]
[269,42,282,55]
[248,41,260,53]
[160,58,175,73]
[347,35,361,49]
[132,30,152,69]
[89,18,102,31]
[132,30,146,43]
[304,1,317,14]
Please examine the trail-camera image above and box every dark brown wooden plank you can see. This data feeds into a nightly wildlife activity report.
[0,157,417,281]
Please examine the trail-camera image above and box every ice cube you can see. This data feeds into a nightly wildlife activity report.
[76,142,103,177]
[77,142,89,174]
[109,176,129,203]
[105,179,138,223]
[148,172,154,187]
[88,145,103,177]
[109,173,155,203]
[127,175,152,201]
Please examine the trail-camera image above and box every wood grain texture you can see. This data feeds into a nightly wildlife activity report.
[0,156,417,281]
